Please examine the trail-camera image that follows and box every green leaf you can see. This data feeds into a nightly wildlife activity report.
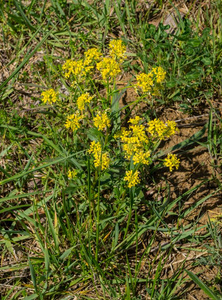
[59,246,75,261]
[186,270,221,300]
[14,0,35,31]
[44,203,59,251]
[28,257,38,293]
[23,294,39,300]
[87,128,103,141]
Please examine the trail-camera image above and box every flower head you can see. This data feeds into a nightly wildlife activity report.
[147,119,178,140]
[62,59,83,79]
[164,154,180,172]
[62,59,92,79]
[93,112,111,131]
[97,57,121,80]
[128,116,142,125]
[130,124,147,143]
[88,141,102,155]
[133,150,150,165]
[135,67,166,94]
[88,141,110,170]
[77,93,93,111]
[165,120,178,138]
[65,113,83,131]
[84,48,101,66]
[124,170,140,188]
[98,153,110,170]
[122,138,140,160]
[68,169,78,179]
[109,39,126,62]
[41,89,57,104]
[135,73,154,93]
[147,119,166,140]
[118,123,149,163]
[151,66,166,84]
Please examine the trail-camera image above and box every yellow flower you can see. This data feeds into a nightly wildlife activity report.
[147,119,166,140]
[164,120,178,137]
[109,39,126,62]
[88,141,110,170]
[128,116,142,125]
[147,119,178,140]
[65,113,82,131]
[88,141,102,155]
[164,154,180,172]
[93,112,111,131]
[118,123,149,161]
[119,127,130,138]
[41,89,57,104]
[114,127,129,140]
[130,124,148,144]
[96,57,121,80]
[135,67,166,94]
[136,73,154,93]
[124,170,140,188]
[133,150,150,165]
[84,48,101,66]
[68,169,78,179]
[151,66,166,84]
[62,59,92,79]
[77,93,93,111]
[95,152,110,170]
[62,59,83,79]
[122,139,140,160]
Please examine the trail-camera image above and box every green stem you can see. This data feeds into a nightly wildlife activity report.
[123,187,133,240]
[115,189,126,216]
[86,103,95,119]
[106,79,111,105]
[95,167,101,262]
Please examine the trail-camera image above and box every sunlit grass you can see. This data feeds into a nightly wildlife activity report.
[0,1,222,299]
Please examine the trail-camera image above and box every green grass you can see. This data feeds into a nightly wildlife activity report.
[1,1,222,299]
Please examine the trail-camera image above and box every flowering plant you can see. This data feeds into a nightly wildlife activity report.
[40,39,180,190]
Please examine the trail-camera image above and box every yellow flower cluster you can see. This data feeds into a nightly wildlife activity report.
[109,39,126,62]
[164,154,180,172]
[62,59,85,79]
[68,169,78,179]
[128,116,142,125]
[84,48,101,66]
[62,41,126,82]
[117,116,150,165]
[164,120,178,137]
[93,112,111,131]
[136,73,154,93]
[65,113,83,131]
[135,66,166,94]
[62,57,95,80]
[96,57,121,80]
[133,150,151,165]
[151,66,166,83]
[88,141,110,170]
[147,119,178,140]
[41,89,57,104]
[124,170,140,188]
[77,93,93,111]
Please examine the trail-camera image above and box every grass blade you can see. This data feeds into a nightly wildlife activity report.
[28,257,38,294]
[186,270,221,300]
[14,0,35,31]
